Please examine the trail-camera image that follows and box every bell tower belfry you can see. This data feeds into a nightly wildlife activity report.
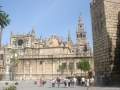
[76,16,87,46]
[75,16,91,55]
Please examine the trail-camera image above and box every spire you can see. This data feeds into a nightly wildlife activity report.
[39,33,42,42]
[31,27,35,36]
[78,15,83,25]
[67,30,73,49]
[39,33,42,39]
[67,30,71,42]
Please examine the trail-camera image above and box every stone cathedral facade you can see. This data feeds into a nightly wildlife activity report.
[3,17,93,80]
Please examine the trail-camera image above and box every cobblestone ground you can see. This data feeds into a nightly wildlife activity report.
[0,81,120,90]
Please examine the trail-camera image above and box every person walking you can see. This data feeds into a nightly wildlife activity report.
[68,78,71,87]
[51,79,56,87]
[65,78,69,87]
[86,78,90,87]
[81,77,85,86]
[63,78,67,87]
[56,77,61,88]
[89,77,94,86]
[73,77,77,87]
[42,80,46,87]
[39,79,42,87]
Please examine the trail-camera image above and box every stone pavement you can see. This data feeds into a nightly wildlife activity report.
[0,81,120,90]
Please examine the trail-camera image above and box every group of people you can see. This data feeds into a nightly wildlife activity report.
[81,77,94,87]
[35,76,94,88]
[35,79,46,87]
[51,77,77,88]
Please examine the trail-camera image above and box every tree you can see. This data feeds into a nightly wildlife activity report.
[0,6,10,81]
[0,8,10,47]
[10,49,19,65]
[68,62,74,76]
[59,63,67,75]
[77,59,91,77]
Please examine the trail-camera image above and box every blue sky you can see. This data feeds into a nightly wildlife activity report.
[2,0,92,47]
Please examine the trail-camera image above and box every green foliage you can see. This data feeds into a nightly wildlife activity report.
[10,49,19,66]
[0,10,10,28]
[4,85,16,90]
[0,6,10,47]
[77,60,91,72]
[10,57,19,66]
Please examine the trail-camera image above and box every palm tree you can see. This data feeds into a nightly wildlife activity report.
[0,9,10,47]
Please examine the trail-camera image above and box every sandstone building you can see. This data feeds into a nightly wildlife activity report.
[3,17,93,80]
[90,0,120,85]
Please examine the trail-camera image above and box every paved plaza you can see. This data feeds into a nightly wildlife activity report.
[0,81,120,90]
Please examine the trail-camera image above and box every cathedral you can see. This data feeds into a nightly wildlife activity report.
[1,17,93,80]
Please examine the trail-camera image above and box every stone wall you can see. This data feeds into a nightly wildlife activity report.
[91,0,120,85]
[15,56,93,80]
